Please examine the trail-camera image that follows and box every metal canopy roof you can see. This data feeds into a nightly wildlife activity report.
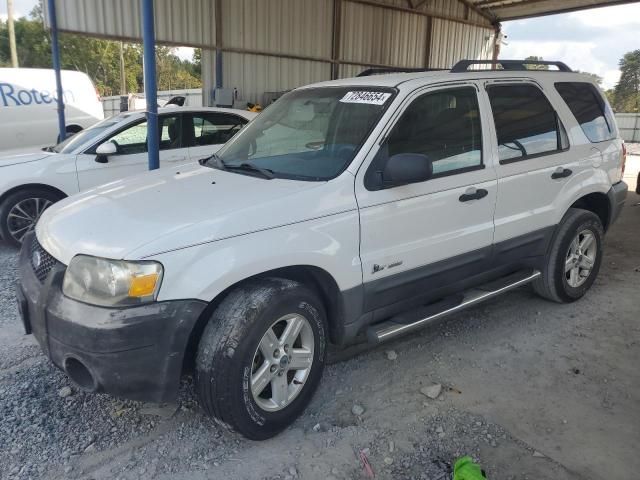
[466,0,640,21]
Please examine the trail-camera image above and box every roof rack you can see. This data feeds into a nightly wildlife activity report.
[450,59,573,73]
[357,67,446,77]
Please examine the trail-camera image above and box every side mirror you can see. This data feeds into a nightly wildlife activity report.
[95,141,117,163]
[383,153,432,187]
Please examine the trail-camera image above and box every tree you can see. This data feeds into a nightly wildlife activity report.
[524,55,549,70]
[612,50,640,112]
[575,70,603,86]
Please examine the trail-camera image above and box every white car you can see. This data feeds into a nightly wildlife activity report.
[0,68,104,150]
[17,60,628,440]
[0,106,257,245]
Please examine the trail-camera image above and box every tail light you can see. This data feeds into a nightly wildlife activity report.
[621,143,627,176]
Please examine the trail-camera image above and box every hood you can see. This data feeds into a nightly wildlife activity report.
[0,149,53,167]
[37,164,352,264]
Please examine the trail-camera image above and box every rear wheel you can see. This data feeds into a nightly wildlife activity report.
[195,277,327,440]
[0,189,64,247]
[533,208,604,303]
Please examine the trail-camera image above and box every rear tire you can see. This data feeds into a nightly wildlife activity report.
[0,188,64,248]
[195,277,327,440]
[533,208,603,303]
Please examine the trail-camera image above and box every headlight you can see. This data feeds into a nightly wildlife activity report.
[63,255,163,307]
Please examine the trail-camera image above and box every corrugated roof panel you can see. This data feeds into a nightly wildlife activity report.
[49,0,216,46]
[222,0,333,58]
[223,52,331,104]
[429,19,493,69]
[340,1,428,68]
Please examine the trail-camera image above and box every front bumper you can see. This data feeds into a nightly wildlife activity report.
[607,180,628,228]
[16,233,208,403]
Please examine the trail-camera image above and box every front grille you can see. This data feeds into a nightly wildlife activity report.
[30,236,57,283]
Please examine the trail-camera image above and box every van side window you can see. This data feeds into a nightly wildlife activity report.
[487,84,566,164]
[555,82,614,143]
[386,87,483,177]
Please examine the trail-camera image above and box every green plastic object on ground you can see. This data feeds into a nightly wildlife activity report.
[453,456,487,480]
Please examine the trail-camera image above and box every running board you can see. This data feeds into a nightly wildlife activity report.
[367,269,541,344]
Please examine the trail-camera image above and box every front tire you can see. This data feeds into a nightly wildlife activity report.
[0,189,64,247]
[195,278,327,440]
[533,208,604,303]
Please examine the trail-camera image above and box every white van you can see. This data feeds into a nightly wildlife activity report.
[0,68,104,151]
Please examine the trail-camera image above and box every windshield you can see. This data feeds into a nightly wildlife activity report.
[211,87,395,181]
[52,116,123,154]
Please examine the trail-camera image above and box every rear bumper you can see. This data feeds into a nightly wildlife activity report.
[16,233,208,403]
[607,181,628,227]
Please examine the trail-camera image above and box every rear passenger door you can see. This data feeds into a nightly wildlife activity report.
[483,82,593,247]
[186,112,248,162]
[356,85,498,314]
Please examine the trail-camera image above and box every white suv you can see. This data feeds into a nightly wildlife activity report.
[16,60,628,440]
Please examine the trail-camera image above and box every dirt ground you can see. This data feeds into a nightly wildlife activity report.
[1,161,638,480]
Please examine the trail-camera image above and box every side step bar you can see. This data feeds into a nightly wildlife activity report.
[367,269,541,344]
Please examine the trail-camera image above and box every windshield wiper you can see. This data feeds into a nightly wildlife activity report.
[201,154,274,179]
[200,153,225,168]
[225,162,275,179]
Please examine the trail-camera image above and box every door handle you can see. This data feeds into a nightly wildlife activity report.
[459,187,488,202]
[551,167,572,179]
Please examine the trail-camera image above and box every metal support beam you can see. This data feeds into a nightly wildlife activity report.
[456,0,496,22]
[346,0,491,28]
[492,23,502,67]
[331,0,342,79]
[424,15,432,68]
[47,0,66,143]
[215,0,223,90]
[141,0,159,170]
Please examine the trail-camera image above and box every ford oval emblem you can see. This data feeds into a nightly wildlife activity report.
[32,250,41,269]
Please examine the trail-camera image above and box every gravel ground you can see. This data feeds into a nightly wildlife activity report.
[0,187,638,480]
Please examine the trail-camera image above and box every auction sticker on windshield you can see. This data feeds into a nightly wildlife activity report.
[340,91,392,105]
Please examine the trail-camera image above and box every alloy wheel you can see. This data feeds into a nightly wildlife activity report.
[6,198,53,244]
[250,313,315,412]
[565,229,597,288]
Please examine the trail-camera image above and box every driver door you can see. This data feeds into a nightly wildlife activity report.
[355,84,498,313]
[75,113,186,190]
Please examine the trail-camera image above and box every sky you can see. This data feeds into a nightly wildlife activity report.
[501,3,640,89]
[1,1,638,89]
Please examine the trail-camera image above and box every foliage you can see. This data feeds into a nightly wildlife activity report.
[523,56,548,70]
[0,5,201,96]
[575,70,603,86]
[612,49,640,112]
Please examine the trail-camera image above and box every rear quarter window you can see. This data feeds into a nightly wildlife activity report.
[555,82,615,143]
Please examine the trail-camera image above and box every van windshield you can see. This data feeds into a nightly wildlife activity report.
[52,117,122,154]
[209,87,395,181]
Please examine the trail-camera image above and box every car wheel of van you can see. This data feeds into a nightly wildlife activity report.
[533,208,604,303]
[0,189,64,247]
[195,277,327,440]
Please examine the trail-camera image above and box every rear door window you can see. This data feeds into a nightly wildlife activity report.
[555,82,614,143]
[487,84,567,163]
[190,113,247,146]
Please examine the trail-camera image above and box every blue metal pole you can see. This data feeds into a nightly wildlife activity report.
[47,0,66,143]
[215,48,223,89]
[141,0,159,170]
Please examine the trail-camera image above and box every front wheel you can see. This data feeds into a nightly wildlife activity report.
[0,189,64,247]
[195,278,327,440]
[533,208,604,303]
